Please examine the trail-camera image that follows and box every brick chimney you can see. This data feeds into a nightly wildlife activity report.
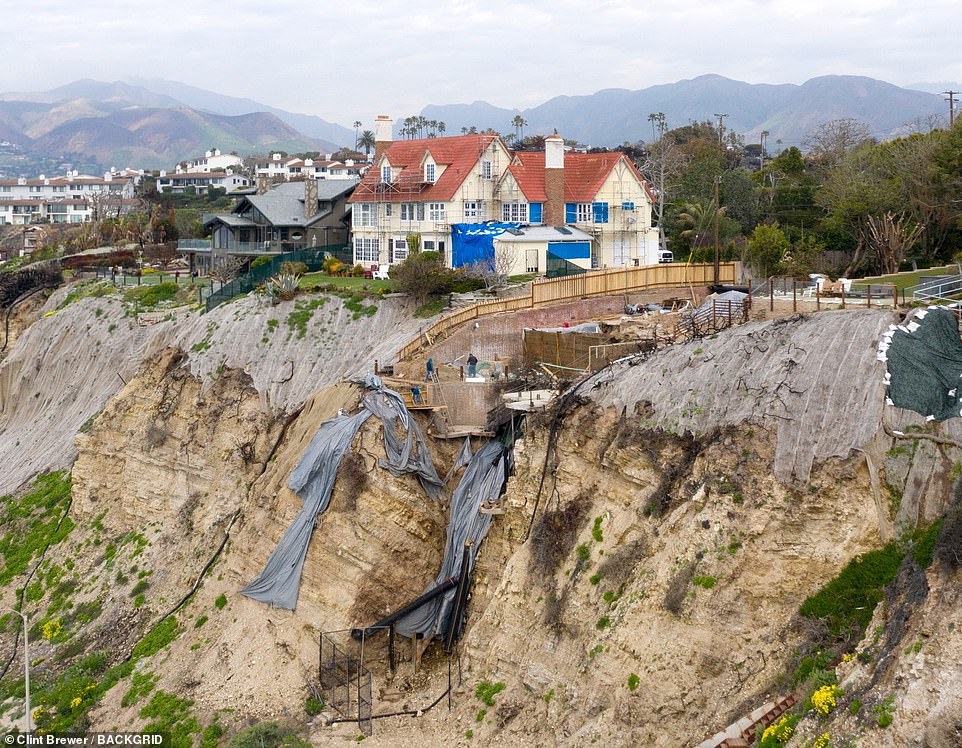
[256,176,270,195]
[374,115,394,161]
[304,176,317,219]
[544,134,565,226]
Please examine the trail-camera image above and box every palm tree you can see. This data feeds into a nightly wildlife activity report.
[511,115,527,142]
[676,200,726,253]
[358,130,376,155]
[353,120,362,149]
[437,121,446,136]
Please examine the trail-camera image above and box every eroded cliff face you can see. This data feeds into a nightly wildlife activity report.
[4,294,962,747]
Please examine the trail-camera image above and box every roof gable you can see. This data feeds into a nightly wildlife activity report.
[349,133,499,203]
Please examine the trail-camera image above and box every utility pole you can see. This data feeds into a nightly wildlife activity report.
[943,91,959,127]
[713,175,720,286]
[714,113,729,146]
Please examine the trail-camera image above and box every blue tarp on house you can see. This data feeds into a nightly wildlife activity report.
[451,222,521,269]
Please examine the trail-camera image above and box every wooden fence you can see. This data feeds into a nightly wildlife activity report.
[395,262,737,362]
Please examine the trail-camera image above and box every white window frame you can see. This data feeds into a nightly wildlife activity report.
[428,202,445,221]
[481,160,492,179]
[355,203,376,228]
[391,238,409,263]
[463,200,482,221]
[353,237,380,264]
[501,202,528,222]
[381,165,391,183]
[425,163,436,183]
[576,203,592,223]
[401,202,424,221]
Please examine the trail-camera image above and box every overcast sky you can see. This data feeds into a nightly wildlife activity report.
[4,0,961,127]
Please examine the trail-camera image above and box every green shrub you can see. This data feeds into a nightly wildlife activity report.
[693,575,717,589]
[596,616,611,630]
[305,695,324,716]
[214,594,228,610]
[591,516,604,543]
[131,616,180,660]
[229,721,309,748]
[627,673,640,691]
[474,681,505,707]
[799,545,903,641]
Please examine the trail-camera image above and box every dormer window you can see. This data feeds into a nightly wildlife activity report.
[381,165,391,183]
[425,163,436,183]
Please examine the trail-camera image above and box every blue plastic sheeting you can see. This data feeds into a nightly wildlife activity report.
[451,222,520,268]
[547,240,590,260]
[241,375,442,610]
[394,438,511,638]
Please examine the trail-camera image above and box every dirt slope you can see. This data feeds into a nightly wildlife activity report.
[2,297,961,747]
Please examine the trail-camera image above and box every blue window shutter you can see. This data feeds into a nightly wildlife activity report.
[529,202,543,224]
[565,203,576,223]
[592,202,609,223]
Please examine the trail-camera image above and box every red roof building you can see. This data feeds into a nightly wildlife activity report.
[347,120,659,271]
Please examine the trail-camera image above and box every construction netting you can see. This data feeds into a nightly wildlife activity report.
[241,375,441,609]
[878,306,962,421]
[394,436,512,638]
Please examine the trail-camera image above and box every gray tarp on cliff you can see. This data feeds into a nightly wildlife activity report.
[395,437,510,638]
[878,306,962,421]
[241,376,441,609]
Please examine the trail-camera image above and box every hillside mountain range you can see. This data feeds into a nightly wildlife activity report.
[421,74,950,148]
[0,74,953,175]
[0,79,348,172]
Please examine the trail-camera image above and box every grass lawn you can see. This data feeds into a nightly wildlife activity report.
[299,272,392,293]
[858,263,962,290]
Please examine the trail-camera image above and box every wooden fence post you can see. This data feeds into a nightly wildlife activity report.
[769,278,774,312]
[792,278,797,313]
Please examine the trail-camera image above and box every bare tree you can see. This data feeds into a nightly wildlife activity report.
[866,212,924,275]
[638,113,687,253]
[208,256,248,285]
[802,118,873,168]
[465,251,515,290]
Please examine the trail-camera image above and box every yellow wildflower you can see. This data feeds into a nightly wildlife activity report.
[812,684,843,716]
[813,732,831,748]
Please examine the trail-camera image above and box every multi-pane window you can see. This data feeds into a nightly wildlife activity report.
[428,202,445,221]
[464,200,482,220]
[401,203,424,221]
[356,203,376,227]
[576,203,592,223]
[481,160,492,179]
[391,238,409,263]
[425,163,436,183]
[501,202,528,222]
[385,203,392,217]
[353,237,380,263]
[381,165,391,183]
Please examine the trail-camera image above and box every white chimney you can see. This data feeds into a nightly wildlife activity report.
[545,134,565,170]
[374,115,393,157]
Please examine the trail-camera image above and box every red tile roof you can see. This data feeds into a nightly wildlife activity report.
[508,151,655,203]
[349,134,499,203]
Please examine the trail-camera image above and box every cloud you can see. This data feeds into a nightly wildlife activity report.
[1,0,960,125]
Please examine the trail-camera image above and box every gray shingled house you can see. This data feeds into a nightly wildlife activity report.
[181,178,357,273]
